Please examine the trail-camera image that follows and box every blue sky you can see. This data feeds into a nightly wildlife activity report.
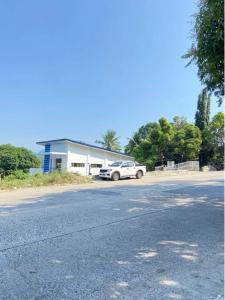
[0,0,221,152]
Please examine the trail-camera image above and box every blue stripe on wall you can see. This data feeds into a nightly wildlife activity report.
[45,144,51,152]
[44,144,51,172]
[44,155,50,172]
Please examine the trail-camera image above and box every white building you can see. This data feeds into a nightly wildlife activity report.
[37,138,133,176]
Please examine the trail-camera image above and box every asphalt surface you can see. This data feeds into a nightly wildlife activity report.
[0,175,224,300]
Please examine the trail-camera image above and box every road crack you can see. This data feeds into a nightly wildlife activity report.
[0,206,174,253]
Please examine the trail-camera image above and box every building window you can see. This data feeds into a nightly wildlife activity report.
[71,163,85,167]
[91,164,103,168]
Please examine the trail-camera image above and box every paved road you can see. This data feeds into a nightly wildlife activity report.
[0,175,224,300]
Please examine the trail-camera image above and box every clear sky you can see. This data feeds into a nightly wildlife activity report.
[0,0,221,152]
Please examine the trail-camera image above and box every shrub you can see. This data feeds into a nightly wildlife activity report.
[11,170,29,180]
[0,144,41,175]
[0,171,91,190]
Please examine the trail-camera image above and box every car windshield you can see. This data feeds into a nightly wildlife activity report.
[109,161,123,167]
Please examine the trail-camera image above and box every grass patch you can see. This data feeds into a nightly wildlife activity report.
[0,171,92,190]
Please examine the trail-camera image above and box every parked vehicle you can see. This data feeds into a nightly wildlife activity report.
[99,161,146,181]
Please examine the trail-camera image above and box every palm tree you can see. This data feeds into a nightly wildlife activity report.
[95,130,121,151]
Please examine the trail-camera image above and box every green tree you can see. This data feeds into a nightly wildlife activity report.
[192,111,224,169]
[195,90,211,166]
[172,116,188,129]
[125,123,159,170]
[125,122,158,155]
[95,130,121,151]
[126,117,202,170]
[0,144,41,175]
[173,124,202,163]
[184,0,224,103]
[132,141,157,171]
[206,112,224,169]
[210,112,225,146]
[150,118,175,164]
[195,90,211,130]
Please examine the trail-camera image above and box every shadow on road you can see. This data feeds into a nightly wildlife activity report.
[0,178,223,300]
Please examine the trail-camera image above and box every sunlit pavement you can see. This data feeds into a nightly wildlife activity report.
[0,174,224,299]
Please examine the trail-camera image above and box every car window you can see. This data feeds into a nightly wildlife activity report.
[121,162,129,167]
[110,161,123,167]
[127,162,134,167]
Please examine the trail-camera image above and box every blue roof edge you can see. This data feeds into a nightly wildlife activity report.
[36,138,133,157]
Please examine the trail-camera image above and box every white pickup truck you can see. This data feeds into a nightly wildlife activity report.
[99,161,146,181]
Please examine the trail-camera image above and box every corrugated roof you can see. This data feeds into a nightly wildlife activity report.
[36,138,132,158]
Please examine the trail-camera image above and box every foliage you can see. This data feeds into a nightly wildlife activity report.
[0,144,41,175]
[9,170,30,180]
[183,0,224,103]
[0,171,91,190]
[195,90,211,130]
[202,112,225,169]
[210,112,225,146]
[194,90,224,168]
[125,106,223,171]
[172,123,202,163]
[125,117,202,170]
[95,129,121,151]
[172,116,188,129]
[125,123,157,155]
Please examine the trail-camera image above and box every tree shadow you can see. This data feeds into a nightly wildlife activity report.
[0,178,223,299]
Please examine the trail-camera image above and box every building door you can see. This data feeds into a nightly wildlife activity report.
[55,158,62,171]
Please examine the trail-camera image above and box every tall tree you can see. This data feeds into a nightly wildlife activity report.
[202,112,224,169]
[183,0,224,104]
[195,89,211,131]
[95,130,121,151]
[195,90,211,166]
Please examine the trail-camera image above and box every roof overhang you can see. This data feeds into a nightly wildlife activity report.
[36,138,133,158]
[39,151,67,156]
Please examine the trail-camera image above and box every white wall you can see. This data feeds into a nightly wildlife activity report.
[29,168,43,175]
[67,143,89,175]
[50,142,68,153]
[67,142,133,176]
[50,155,68,171]
[49,142,69,171]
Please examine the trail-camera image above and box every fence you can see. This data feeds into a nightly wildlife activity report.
[174,161,199,171]
[29,168,43,175]
[155,161,199,171]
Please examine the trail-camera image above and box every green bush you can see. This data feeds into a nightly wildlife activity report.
[10,170,29,180]
[0,171,91,190]
[0,144,41,175]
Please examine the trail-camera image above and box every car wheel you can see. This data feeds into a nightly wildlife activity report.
[112,172,120,181]
[136,170,143,179]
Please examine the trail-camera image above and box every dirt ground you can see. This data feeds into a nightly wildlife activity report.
[0,171,223,207]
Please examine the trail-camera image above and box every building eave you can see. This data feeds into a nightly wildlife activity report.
[36,138,133,158]
[39,151,68,156]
